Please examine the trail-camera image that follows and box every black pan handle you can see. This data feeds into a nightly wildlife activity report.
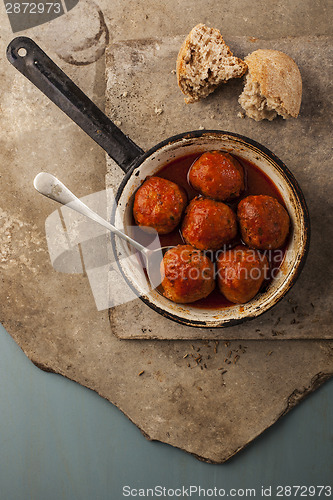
[6,37,144,172]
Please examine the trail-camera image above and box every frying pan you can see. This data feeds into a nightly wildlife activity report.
[6,37,310,328]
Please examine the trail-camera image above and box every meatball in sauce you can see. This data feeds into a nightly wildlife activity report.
[133,176,187,234]
[217,246,269,304]
[189,151,244,201]
[182,197,237,251]
[161,245,215,303]
[238,195,290,250]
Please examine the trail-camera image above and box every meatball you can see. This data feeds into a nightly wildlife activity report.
[238,195,290,250]
[160,245,215,303]
[189,151,244,201]
[217,246,269,303]
[133,176,187,234]
[182,197,237,251]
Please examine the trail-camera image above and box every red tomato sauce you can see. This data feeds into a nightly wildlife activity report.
[133,152,289,309]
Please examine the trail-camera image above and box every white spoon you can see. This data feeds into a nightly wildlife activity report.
[33,172,170,290]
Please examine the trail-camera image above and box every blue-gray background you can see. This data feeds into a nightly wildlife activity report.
[0,323,332,499]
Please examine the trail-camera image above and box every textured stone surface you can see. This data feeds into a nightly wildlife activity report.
[0,0,332,463]
[106,35,333,340]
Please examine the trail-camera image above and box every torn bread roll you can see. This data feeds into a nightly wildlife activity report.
[177,24,247,103]
[238,49,302,121]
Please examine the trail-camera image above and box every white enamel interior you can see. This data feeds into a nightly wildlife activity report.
[114,133,307,327]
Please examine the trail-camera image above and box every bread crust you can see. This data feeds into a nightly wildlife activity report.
[244,49,302,118]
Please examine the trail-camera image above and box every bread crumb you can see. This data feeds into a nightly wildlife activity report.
[171,69,176,74]
[198,125,205,130]
[114,120,122,126]
[237,111,245,119]
[121,91,128,97]
[154,107,163,115]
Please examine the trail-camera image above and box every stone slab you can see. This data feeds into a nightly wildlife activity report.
[105,35,333,340]
[0,1,332,463]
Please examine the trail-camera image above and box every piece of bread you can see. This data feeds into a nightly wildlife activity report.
[177,24,247,103]
[238,49,302,121]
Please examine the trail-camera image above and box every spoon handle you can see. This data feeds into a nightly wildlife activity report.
[34,172,146,253]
